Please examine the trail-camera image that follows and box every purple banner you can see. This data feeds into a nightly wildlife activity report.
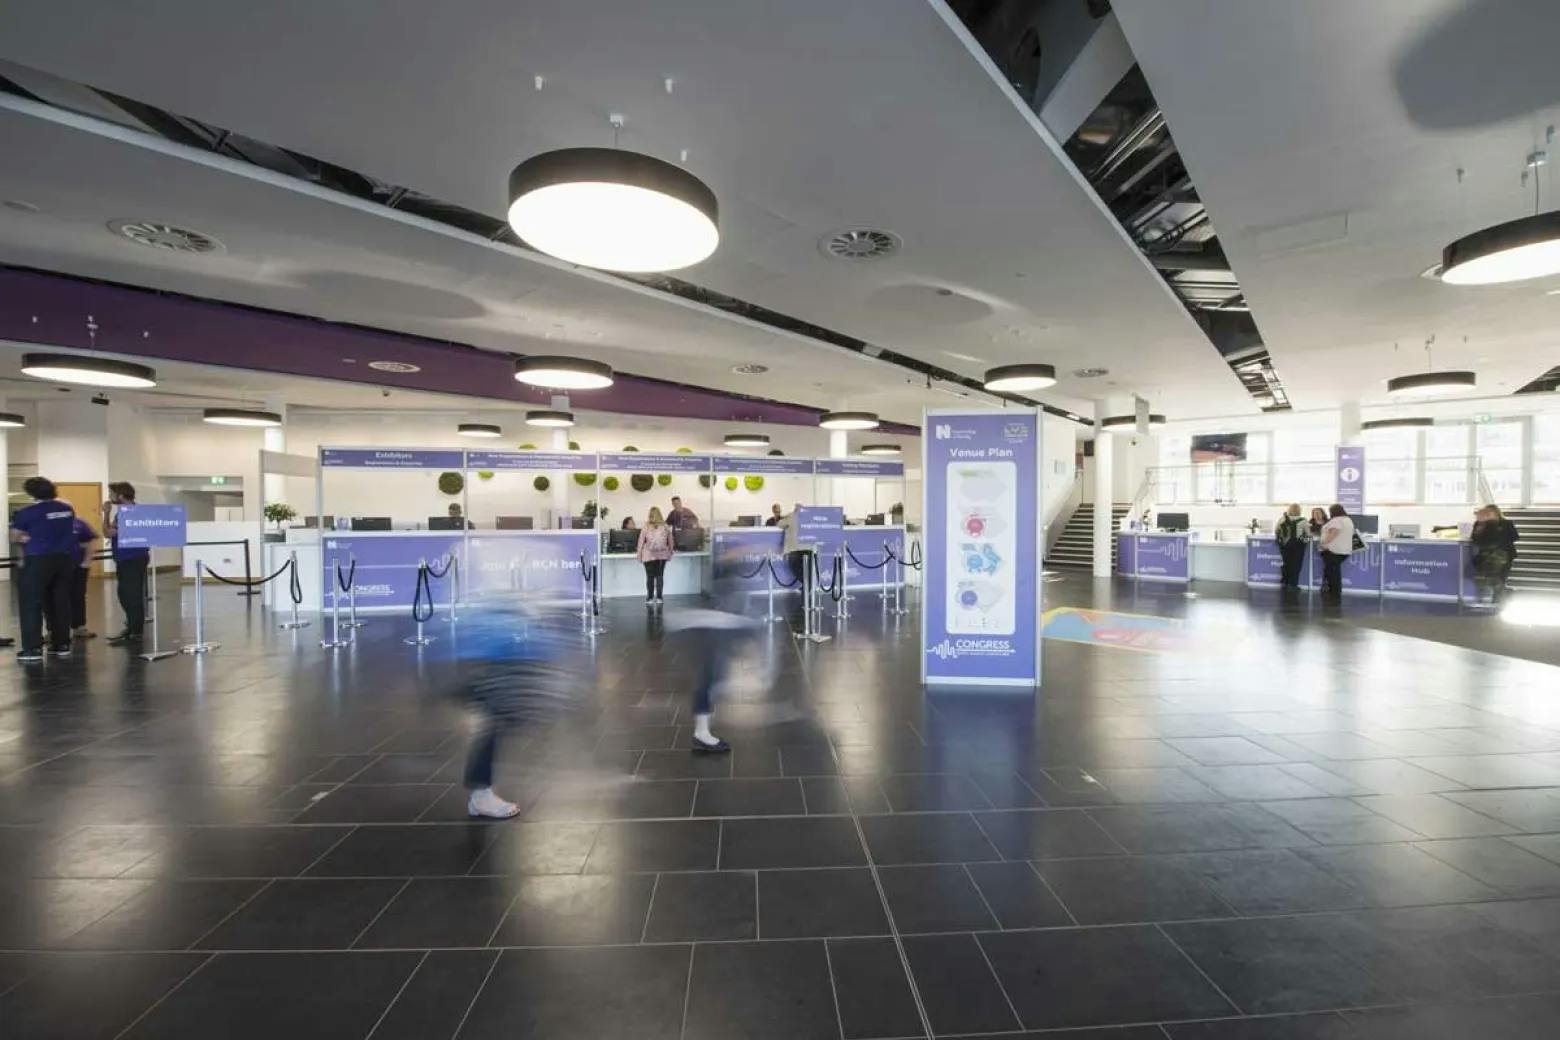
[466,450,595,471]
[1382,539,1462,599]
[815,459,905,477]
[599,452,712,473]
[321,533,463,608]
[843,527,906,585]
[116,504,187,548]
[1245,536,1283,586]
[923,410,1039,686]
[711,528,788,591]
[465,532,598,601]
[1336,445,1365,513]
[322,448,466,469]
[1115,531,1137,576]
[1133,533,1192,582]
[714,456,815,475]
[1307,540,1383,592]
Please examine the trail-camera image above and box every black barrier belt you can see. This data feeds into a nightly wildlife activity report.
[887,543,923,572]
[767,557,801,588]
[426,555,453,580]
[335,558,357,594]
[829,554,846,602]
[846,544,889,571]
[813,552,838,595]
[202,557,294,587]
[578,553,597,587]
[910,539,923,569]
[737,556,771,580]
[289,557,304,604]
[411,563,434,623]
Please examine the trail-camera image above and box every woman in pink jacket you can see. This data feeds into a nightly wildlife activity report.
[636,507,675,607]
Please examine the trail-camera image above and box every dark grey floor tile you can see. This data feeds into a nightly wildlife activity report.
[1036,856,1233,924]
[291,784,448,824]
[356,877,517,948]
[195,878,405,949]
[859,812,1000,864]
[722,816,866,868]
[345,753,451,784]
[946,1027,1166,1039]
[799,776,851,814]
[901,932,1020,1036]
[965,859,1074,927]
[372,729,457,755]
[1353,794,1515,838]
[491,873,655,946]
[636,748,733,780]
[644,870,756,941]
[122,950,421,1040]
[1024,767,1119,807]
[27,826,163,878]
[526,778,696,821]
[584,819,720,873]
[0,951,207,1040]
[62,879,263,950]
[1257,798,1424,845]
[693,778,806,817]
[684,939,838,1040]
[1341,999,1541,1040]
[1295,844,1498,906]
[1169,849,1368,913]
[1283,759,1462,795]
[0,877,154,947]
[466,821,600,874]
[120,825,352,878]
[758,867,890,938]
[827,937,926,1039]
[1167,737,1295,766]
[972,809,1125,859]
[1509,832,1560,865]
[1415,836,1560,895]
[1184,764,1334,800]
[304,823,496,877]
[1469,895,1560,958]
[878,773,993,811]
[1410,755,1560,789]
[1088,804,1314,853]
[877,864,998,933]
[369,948,498,1040]
[1164,1012,1355,1038]
[1443,788,1560,832]
[969,770,1046,808]
[1084,767,1224,804]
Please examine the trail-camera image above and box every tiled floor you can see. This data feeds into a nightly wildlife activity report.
[2,576,1560,1038]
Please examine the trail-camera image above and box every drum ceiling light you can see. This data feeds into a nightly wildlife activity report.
[0,413,26,428]
[819,411,880,431]
[524,411,575,428]
[1440,149,1560,285]
[983,363,1056,393]
[458,422,503,437]
[860,444,901,456]
[1386,370,1477,396]
[1099,413,1166,429]
[203,408,282,428]
[724,433,769,448]
[1361,416,1433,430]
[513,356,613,390]
[21,352,156,388]
[506,147,719,272]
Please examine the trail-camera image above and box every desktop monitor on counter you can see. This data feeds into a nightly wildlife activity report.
[496,516,533,530]
[1388,523,1420,538]
[428,517,466,531]
[866,513,885,526]
[1157,512,1190,532]
[1353,513,1379,535]
[350,517,391,531]
[605,528,639,554]
[733,515,758,528]
[674,527,705,552]
[303,515,336,529]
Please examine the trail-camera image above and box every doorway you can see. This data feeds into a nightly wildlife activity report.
[53,482,105,577]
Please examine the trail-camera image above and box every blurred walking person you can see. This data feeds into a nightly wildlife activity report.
[1470,504,1519,605]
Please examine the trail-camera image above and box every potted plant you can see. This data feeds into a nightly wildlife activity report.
[263,502,297,542]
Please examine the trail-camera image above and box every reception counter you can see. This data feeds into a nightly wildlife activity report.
[710,525,907,592]
[1244,535,1474,602]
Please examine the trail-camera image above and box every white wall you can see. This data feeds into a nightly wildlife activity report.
[35,399,109,488]
[1041,414,1079,520]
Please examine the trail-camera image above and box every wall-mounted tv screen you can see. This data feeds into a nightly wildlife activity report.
[1190,433,1247,462]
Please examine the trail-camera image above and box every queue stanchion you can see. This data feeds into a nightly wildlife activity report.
[443,555,461,624]
[138,562,179,662]
[319,556,349,650]
[180,567,219,654]
[762,556,782,623]
[341,554,364,630]
[578,553,592,626]
[279,552,310,629]
[885,544,910,616]
[834,552,850,621]
[796,550,832,644]
[237,538,260,598]
[404,559,435,646]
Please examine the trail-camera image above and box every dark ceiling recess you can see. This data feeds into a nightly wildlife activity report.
[1516,366,1560,394]
[0,59,1092,427]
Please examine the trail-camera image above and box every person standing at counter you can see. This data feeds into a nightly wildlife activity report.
[10,477,77,662]
[1307,507,1328,539]
[1470,504,1519,605]
[103,482,149,648]
[637,507,675,606]
[1275,503,1306,589]
[1317,503,1356,601]
[666,496,699,530]
[765,503,783,527]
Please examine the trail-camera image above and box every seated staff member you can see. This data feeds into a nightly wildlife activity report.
[765,502,783,527]
[666,496,700,531]
[102,482,150,647]
[9,476,77,662]
[68,516,100,641]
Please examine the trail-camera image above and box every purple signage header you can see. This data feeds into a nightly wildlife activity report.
[815,459,905,477]
[1132,533,1192,582]
[598,452,712,473]
[796,506,844,554]
[1336,445,1365,513]
[116,504,187,548]
[466,451,596,471]
[715,456,816,475]
[1382,539,1461,599]
[322,448,466,469]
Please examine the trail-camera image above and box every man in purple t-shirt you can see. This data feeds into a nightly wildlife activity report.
[9,476,77,662]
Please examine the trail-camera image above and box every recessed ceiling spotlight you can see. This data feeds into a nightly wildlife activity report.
[514,355,613,390]
[983,363,1057,393]
[819,411,880,431]
[731,363,769,375]
[0,413,26,428]
[108,219,223,254]
[724,433,770,448]
[459,422,505,437]
[820,228,901,261]
[21,353,157,388]
[507,147,719,271]
[1099,413,1166,429]
[367,360,420,374]
[860,443,901,456]
[524,411,575,428]
[203,408,282,428]
[1073,367,1109,378]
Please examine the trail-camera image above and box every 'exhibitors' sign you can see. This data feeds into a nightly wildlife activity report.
[322,448,465,469]
[716,456,815,475]
[598,452,712,473]
[116,504,187,548]
[1336,445,1365,513]
[815,459,905,477]
[465,451,595,471]
[922,409,1040,687]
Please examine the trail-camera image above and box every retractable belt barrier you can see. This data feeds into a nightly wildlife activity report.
[405,559,435,646]
[578,553,605,637]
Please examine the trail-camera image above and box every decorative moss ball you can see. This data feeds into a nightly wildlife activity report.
[744,474,765,493]
[437,472,464,495]
[532,475,550,492]
[603,476,620,492]
[630,473,654,493]
[724,476,739,492]
[698,474,714,489]
[574,472,597,487]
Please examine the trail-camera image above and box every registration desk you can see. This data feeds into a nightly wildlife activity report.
[1243,535,1474,601]
[708,525,907,593]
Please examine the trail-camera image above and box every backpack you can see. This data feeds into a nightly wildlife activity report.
[1275,514,1298,546]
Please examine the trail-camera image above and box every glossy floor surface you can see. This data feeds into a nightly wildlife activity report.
[3,575,1560,1039]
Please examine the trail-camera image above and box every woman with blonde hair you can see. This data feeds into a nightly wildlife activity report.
[636,506,675,606]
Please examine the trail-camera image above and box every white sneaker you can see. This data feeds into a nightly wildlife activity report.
[467,788,520,819]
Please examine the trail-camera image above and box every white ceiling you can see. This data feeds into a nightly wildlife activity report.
[1114,0,1560,409]
[0,0,1255,421]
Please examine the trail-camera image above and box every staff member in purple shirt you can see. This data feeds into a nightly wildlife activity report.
[67,517,100,641]
[9,477,77,662]
[666,496,700,530]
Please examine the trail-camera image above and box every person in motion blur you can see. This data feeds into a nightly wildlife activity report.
[1317,503,1356,601]
[637,506,675,607]
[1470,504,1519,605]
[666,495,700,530]
[1274,503,1307,589]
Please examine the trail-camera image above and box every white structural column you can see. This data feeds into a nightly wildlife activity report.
[1092,409,1114,578]
[262,399,289,511]
[829,429,847,503]
[1339,400,1362,445]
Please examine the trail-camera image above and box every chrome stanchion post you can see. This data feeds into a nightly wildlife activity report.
[879,547,889,614]
[835,552,849,621]
[343,552,364,629]
[279,551,310,629]
[138,562,179,661]
[762,556,781,623]
[444,555,460,624]
[320,556,348,649]
[181,567,219,654]
[404,559,435,646]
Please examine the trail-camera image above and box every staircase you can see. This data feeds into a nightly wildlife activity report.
[1506,508,1560,592]
[1047,503,1129,570]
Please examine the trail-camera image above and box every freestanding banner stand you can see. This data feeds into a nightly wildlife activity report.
[920,409,1042,687]
[116,503,189,663]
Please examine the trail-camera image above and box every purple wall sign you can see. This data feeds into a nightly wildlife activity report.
[711,528,789,591]
[1382,540,1462,599]
[1308,541,1383,592]
[923,410,1039,686]
[1336,445,1366,513]
[321,534,463,609]
[843,527,906,585]
[815,459,905,477]
[1116,532,1137,576]
[466,451,596,471]
[715,456,816,475]
[322,448,466,469]
[116,504,187,548]
[796,506,845,564]
[598,452,712,473]
[465,532,597,601]
[1133,534,1191,582]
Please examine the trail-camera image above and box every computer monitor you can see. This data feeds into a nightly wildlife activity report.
[351,517,391,531]
[303,515,335,529]
[733,515,758,528]
[428,516,463,531]
[496,516,533,530]
[866,513,885,526]
[1157,512,1190,532]
[1388,523,1420,539]
[606,528,639,554]
[1353,513,1379,535]
[569,516,594,530]
[674,527,705,552]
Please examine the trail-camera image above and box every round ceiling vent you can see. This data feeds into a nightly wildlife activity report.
[108,220,224,254]
[367,360,421,374]
[1072,367,1110,379]
[731,363,769,375]
[820,228,901,261]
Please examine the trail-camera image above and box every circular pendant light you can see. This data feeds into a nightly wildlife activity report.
[1441,210,1560,286]
[1099,413,1166,430]
[860,443,901,456]
[723,433,769,448]
[1386,371,1476,396]
[819,411,880,431]
[21,352,156,388]
[524,410,575,428]
[1361,416,1433,430]
[514,356,613,390]
[983,363,1056,393]
[203,408,282,428]
[507,147,719,272]
[0,413,26,428]
[458,422,503,438]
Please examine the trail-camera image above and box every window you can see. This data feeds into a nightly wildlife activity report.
[1362,427,1417,504]
[1476,421,1523,504]
[1272,425,1335,506]
[1537,414,1560,504]
[1154,434,1193,504]
[1230,433,1271,504]
[1424,425,1471,504]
